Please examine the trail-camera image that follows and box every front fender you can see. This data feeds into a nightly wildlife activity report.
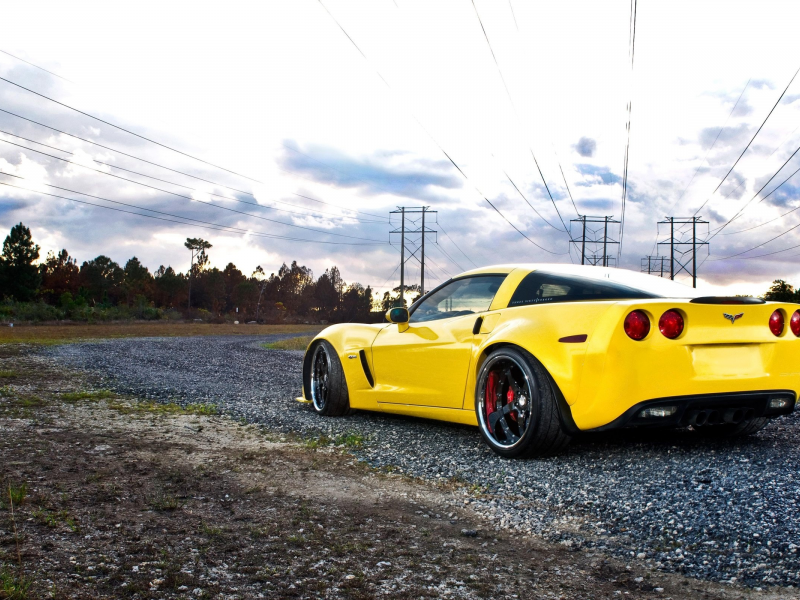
[302,323,387,400]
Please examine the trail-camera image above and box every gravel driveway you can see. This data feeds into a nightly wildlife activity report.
[48,335,800,588]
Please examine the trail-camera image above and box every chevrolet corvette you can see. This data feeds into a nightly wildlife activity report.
[299,264,799,457]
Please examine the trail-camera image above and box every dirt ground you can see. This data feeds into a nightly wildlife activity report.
[1,345,797,599]
[0,322,321,345]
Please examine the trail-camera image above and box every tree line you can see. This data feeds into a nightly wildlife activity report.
[0,222,406,323]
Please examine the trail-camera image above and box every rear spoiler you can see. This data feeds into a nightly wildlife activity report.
[689,296,765,305]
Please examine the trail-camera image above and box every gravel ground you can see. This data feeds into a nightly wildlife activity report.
[47,335,800,589]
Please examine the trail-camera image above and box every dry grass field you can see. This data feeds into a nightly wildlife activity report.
[0,322,322,345]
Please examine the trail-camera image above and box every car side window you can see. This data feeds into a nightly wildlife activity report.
[508,271,656,307]
[410,275,507,323]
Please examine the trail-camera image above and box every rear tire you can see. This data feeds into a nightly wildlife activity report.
[694,417,770,438]
[309,340,351,417]
[475,347,571,458]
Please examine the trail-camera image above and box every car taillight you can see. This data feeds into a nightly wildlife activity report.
[769,310,784,336]
[659,309,684,339]
[624,310,650,341]
[791,310,800,337]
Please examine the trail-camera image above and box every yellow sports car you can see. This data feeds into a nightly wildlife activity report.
[300,264,799,458]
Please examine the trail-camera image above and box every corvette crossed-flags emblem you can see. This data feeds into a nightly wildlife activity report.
[723,312,744,324]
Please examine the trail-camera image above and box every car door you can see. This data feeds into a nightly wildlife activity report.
[371,275,507,408]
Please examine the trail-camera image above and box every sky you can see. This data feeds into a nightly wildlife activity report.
[2,0,800,297]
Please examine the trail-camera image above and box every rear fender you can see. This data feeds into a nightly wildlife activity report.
[469,302,618,410]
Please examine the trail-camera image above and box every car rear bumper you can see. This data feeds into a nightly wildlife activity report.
[582,389,797,432]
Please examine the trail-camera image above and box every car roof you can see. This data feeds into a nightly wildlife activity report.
[455,264,701,298]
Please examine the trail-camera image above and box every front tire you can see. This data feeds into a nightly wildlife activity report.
[309,340,351,416]
[475,347,571,458]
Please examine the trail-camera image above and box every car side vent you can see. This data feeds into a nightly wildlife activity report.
[359,349,374,387]
[690,296,765,305]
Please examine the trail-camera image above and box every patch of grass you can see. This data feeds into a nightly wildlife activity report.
[147,490,184,511]
[304,434,333,450]
[107,399,218,417]
[31,508,78,531]
[12,396,44,408]
[337,432,365,449]
[186,403,218,416]
[199,522,223,537]
[61,389,115,403]
[0,371,17,378]
[0,323,322,345]
[6,483,27,507]
[0,566,32,600]
[0,386,11,398]
[261,335,314,351]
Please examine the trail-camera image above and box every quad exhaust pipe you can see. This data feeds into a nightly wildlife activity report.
[688,407,755,427]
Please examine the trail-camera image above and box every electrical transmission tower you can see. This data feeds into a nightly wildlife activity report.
[641,256,669,277]
[569,216,620,266]
[390,207,438,306]
[655,216,709,288]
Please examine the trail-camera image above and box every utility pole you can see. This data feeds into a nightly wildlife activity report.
[581,217,587,266]
[400,207,405,306]
[655,216,709,288]
[390,207,438,306]
[570,215,620,266]
[421,207,426,295]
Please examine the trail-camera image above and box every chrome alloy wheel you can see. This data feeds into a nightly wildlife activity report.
[310,343,331,412]
[477,355,535,449]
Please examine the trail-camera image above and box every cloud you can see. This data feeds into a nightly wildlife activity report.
[718,171,747,200]
[782,93,800,106]
[763,181,800,208]
[279,142,462,198]
[573,137,596,158]
[750,79,774,90]
[698,123,751,150]
[574,164,621,187]
[577,198,616,211]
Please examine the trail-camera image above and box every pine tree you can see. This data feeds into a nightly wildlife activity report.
[1,223,41,301]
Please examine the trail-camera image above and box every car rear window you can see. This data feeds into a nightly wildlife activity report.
[508,271,657,307]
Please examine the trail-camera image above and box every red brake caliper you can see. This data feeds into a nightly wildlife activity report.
[485,371,497,432]
[507,387,517,421]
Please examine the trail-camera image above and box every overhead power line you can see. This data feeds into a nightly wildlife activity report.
[718,163,800,236]
[707,142,800,240]
[0,138,386,242]
[0,107,388,221]
[0,49,71,82]
[500,166,565,232]
[317,0,558,255]
[675,79,750,207]
[436,223,478,268]
[618,0,638,263]
[0,128,384,224]
[0,75,263,184]
[0,175,387,246]
[693,65,800,215]
[470,1,569,235]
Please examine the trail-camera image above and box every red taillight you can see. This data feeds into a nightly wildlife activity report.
[659,309,684,339]
[624,310,650,341]
[790,310,800,337]
[769,310,784,337]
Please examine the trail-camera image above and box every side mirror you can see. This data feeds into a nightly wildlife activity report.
[386,307,409,324]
